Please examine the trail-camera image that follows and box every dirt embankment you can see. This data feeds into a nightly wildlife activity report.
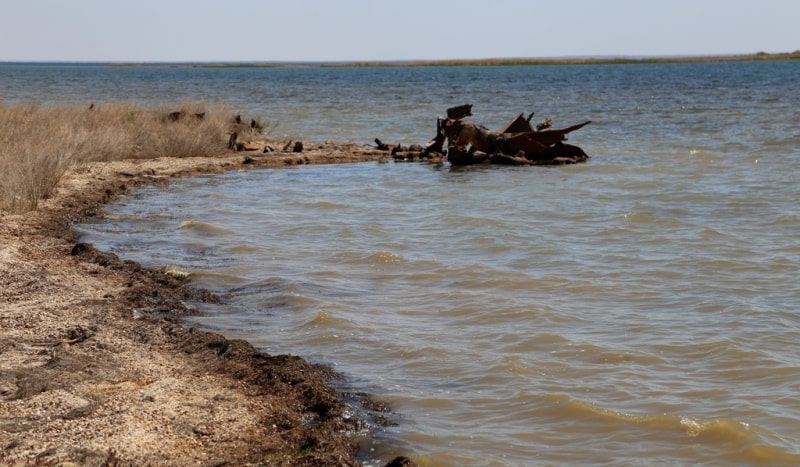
[0,145,416,466]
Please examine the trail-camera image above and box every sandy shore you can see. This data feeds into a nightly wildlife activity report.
[0,144,415,466]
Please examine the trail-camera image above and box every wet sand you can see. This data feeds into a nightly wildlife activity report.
[0,144,414,465]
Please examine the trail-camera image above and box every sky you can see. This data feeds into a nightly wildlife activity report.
[1,0,798,62]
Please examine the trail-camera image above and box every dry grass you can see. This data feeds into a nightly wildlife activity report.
[0,101,249,213]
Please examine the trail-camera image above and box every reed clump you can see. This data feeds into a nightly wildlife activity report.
[0,101,238,213]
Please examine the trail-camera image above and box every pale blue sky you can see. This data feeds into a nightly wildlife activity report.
[1,0,798,62]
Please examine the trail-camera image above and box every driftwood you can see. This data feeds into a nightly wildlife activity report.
[423,118,447,156]
[440,104,591,166]
[390,118,447,161]
[374,138,392,151]
[228,131,263,152]
[497,112,534,134]
[536,118,552,131]
[376,104,591,165]
[445,119,591,153]
[447,104,473,120]
[237,142,262,151]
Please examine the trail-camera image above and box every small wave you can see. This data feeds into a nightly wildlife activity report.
[541,395,800,463]
[688,149,718,161]
[366,251,405,264]
[179,219,232,235]
[161,265,192,280]
[226,243,261,253]
[408,271,446,282]
[546,342,666,366]
[291,199,349,210]
[306,310,334,326]
[563,397,736,437]
[679,416,749,440]
[302,308,352,329]
[312,200,348,209]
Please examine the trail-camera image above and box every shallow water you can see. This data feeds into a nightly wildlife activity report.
[77,156,799,465]
[28,60,798,465]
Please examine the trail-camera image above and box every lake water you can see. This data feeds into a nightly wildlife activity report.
[6,61,799,465]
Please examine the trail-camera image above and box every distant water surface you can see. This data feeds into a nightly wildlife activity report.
[12,60,797,465]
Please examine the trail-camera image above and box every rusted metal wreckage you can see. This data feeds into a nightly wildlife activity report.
[383,104,592,166]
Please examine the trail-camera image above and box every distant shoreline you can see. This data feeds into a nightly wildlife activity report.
[328,51,800,68]
[115,50,800,68]
[3,51,799,68]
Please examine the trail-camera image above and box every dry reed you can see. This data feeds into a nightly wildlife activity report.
[0,101,243,213]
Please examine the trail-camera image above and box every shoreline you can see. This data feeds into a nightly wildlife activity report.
[0,145,410,465]
[118,50,798,67]
[4,51,798,68]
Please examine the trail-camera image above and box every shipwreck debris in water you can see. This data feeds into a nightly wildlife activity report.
[383,104,591,166]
